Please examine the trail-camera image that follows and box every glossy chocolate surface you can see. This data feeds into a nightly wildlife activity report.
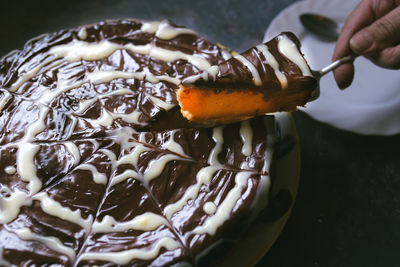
[0,19,277,266]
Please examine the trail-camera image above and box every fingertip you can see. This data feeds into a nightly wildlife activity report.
[333,63,354,89]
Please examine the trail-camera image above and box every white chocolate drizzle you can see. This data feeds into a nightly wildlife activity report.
[164,165,220,219]
[0,91,11,112]
[109,169,140,187]
[32,192,93,231]
[239,120,253,157]
[0,188,28,223]
[8,57,55,92]
[77,237,180,264]
[137,43,211,70]
[155,20,197,40]
[206,65,220,81]
[142,154,181,184]
[49,40,211,71]
[256,44,288,89]
[87,109,114,127]
[87,70,180,86]
[76,164,107,184]
[78,27,88,40]
[4,166,16,175]
[49,40,121,62]
[141,20,197,40]
[16,143,41,194]
[64,142,81,163]
[73,88,133,116]
[21,106,49,142]
[208,126,224,165]
[117,143,149,168]
[162,130,187,157]
[114,132,185,237]
[277,34,312,77]
[92,212,168,233]
[221,48,233,60]
[12,227,76,260]
[87,70,144,85]
[253,174,271,211]
[98,148,118,170]
[74,98,99,114]
[183,65,220,84]
[107,110,142,125]
[146,94,175,111]
[234,54,262,86]
[192,171,252,235]
[141,21,161,33]
[203,202,217,215]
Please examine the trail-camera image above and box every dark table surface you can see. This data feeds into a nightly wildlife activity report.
[1,0,400,266]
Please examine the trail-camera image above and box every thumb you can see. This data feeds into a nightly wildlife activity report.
[349,6,400,54]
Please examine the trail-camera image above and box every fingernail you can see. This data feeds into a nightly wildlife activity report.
[350,31,373,53]
[338,83,347,90]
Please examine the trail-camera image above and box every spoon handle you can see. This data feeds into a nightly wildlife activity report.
[318,54,357,77]
[309,54,358,101]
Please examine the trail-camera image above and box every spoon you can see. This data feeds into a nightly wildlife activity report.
[300,13,340,42]
[309,54,357,100]
[299,13,356,99]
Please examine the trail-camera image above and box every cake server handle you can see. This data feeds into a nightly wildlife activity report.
[309,54,358,101]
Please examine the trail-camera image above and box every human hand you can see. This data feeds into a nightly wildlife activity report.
[332,0,400,89]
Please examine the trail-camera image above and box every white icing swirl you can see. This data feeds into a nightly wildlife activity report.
[277,34,312,77]
[92,212,168,233]
[32,192,93,231]
[76,164,107,184]
[4,166,16,175]
[203,202,217,215]
[234,55,262,86]
[78,27,88,40]
[141,20,197,40]
[0,91,12,112]
[239,120,253,157]
[16,143,41,194]
[192,171,252,235]
[256,44,288,89]
[77,237,181,264]
[0,188,28,223]
[12,227,76,260]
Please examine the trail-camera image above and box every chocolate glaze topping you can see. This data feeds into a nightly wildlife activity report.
[0,19,278,266]
[182,32,317,99]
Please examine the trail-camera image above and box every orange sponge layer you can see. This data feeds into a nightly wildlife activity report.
[177,85,311,122]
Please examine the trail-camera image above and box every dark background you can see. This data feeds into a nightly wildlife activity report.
[1,0,400,266]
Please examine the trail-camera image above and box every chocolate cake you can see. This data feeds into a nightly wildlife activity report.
[178,32,317,122]
[0,19,281,266]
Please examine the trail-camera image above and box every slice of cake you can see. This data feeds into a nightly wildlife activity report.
[178,32,317,123]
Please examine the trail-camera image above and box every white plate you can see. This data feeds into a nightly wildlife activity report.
[221,113,300,266]
[264,0,400,135]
